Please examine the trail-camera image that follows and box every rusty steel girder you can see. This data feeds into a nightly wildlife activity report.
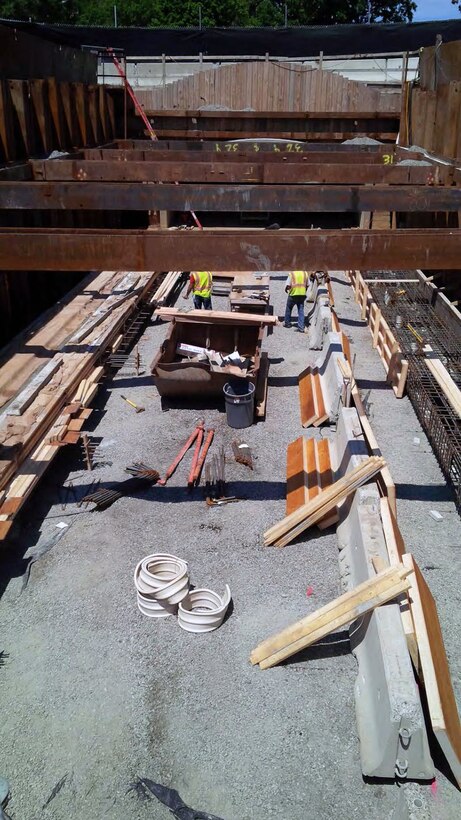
[30,160,436,185]
[0,228,460,271]
[1,182,460,212]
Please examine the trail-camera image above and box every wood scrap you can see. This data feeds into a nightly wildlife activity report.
[254,351,269,419]
[232,440,253,470]
[264,455,386,548]
[402,554,461,787]
[0,359,62,420]
[250,563,411,669]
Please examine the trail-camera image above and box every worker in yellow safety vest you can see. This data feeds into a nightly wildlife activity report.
[284,270,309,332]
[183,271,213,310]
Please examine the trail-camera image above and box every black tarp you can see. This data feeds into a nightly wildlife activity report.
[1,18,461,57]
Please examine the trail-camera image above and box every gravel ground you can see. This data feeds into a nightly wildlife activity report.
[0,274,460,820]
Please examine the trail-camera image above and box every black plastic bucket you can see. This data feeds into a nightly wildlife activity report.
[223,380,255,429]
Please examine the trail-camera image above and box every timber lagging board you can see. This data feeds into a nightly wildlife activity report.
[403,554,461,787]
[286,436,337,528]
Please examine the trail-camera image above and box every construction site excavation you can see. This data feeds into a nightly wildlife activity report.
[1,17,461,820]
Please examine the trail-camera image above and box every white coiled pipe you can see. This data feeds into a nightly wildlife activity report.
[134,553,190,617]
[178,585,231,633]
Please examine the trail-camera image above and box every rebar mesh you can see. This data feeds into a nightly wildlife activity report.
[366,275,461,508]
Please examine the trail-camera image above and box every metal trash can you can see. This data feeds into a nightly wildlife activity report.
[223,381,255,429]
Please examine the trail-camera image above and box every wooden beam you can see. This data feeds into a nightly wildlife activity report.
[1,228,461,272]
[3,182,459,212]
[155,307,278,326]
[402,554,461,788]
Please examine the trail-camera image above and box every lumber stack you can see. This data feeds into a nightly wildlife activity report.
[149,271,184,307]
[286,435,337,528]
[265,455,386,548]
[0,269,160,540]
[251,564,411,669]
[0,269,122,410]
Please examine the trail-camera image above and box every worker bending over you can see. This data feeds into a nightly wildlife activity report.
[284,270,309,332]
[184,271,213,310]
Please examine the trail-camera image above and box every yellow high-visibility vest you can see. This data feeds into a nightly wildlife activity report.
[289,270,308,297]
[192,271,212,298]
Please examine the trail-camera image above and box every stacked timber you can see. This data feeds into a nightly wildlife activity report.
[149,271,184,307]
[0,269,159,540]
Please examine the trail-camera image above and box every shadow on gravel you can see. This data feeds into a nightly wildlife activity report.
[336,316,367,327]
[268,375,298,387]
[395,483,455,503]
[355,378,390,391]
[282,631,351,665]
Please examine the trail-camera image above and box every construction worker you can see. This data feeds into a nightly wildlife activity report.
[183,271,213,310]
[283,270,309,332]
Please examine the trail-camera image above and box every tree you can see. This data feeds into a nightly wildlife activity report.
[0,1,77,21]
[249,1,415,26]
[0,0,417,26]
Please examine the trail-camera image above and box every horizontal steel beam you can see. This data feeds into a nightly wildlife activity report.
[83,148,404,164]
[31,160,436,185]
[145,130,399,141]
[2,182,460,212]
[117,139,396,152]
[1,228,460,271]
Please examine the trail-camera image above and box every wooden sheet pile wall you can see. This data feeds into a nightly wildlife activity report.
[0,78,116,162]
[137,62,401,113]
[401,40,461,158]
[401,80,461,159]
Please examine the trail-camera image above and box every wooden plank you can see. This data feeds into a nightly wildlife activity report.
[67,418,86,432]
[254,350,269,419]
[48,78,64,148]
[0,359,62,419]
[299,370,317,427]
[250,564,411,669]
[312,371,329,427]
[315,438,338,529]
[402,554,461,787]
[424,349,461,417]
[29,79,52,154]
[305,437,318,499]
[286,436,308,515]
[156,307,278,326]
[380,498,418,669]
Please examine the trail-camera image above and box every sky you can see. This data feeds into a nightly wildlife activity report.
[413,0,459,20]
